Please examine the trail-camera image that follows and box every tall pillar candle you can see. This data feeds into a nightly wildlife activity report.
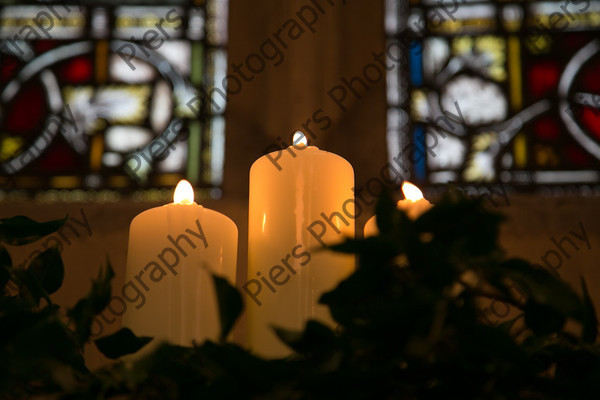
[121,180,237,347]
[246,132,355,358]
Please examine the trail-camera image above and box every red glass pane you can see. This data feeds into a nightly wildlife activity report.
[4,84,46,133]
[1,56,19,84]
[34,40,58,54]
[580,58,600,94]
[581,106,600,140]
[566,143,592,167]
[534,116,560,140]
[35,138,80,173]
[563,34,591,53]
[529,62,560,99]
[59,56,93,84]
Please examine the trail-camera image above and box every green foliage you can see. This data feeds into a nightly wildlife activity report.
[28,247,65,297]
[0,215,122,398]
[0,246,10,290]
[1,193,599,399]
[580,278,598,343]
[0,215,67,246]
[68,260,114,345]
[95,328,153,359]
[212,274,243,342]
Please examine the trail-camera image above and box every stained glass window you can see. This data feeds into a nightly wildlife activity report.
[0,1,228,200]
[386,0,600,193]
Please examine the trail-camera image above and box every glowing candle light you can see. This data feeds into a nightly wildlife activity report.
[364,181,432,236]
[121,180,237,347]
[173,179,194,204]
[294,131,308,146]
[246,131,355,358]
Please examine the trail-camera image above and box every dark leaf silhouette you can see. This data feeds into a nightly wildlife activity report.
[0,215,67,246]
[213,273,243,342]
[95,327,152,359]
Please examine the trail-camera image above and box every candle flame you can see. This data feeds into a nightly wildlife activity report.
[293,131,308,147]
[401,181,424,202]
[174,179,194,204]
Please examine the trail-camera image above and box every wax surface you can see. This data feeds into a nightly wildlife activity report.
[122,203,237,347]
[247,146,355,357]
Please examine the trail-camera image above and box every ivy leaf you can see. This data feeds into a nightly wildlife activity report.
[524,301,566,335]
[95,327,152,359]
[328,237,398,258]
[0,215,67,246]
[320,265,387,326]
[0,245,11,290]
[88,259,115,315]
[499,259,583,320]
[28,247,64,295]
[7,251,59,306]
[193,341,289,393]
[580,278,597,343]
[68,260,114,344]
[272,326,303,349]
[213,274,243,342]
[273,320,336,356]
[496,314,523,335]
[415,194,503,255]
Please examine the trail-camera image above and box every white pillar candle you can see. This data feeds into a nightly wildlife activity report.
[364,181,432,236]
[246,132,355,358]
[121,180,237,347]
